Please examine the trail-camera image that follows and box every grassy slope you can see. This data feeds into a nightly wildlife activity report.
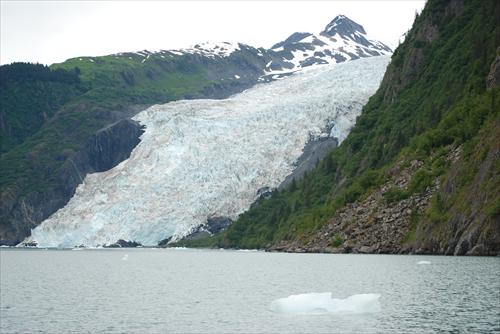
[180,0,500,249]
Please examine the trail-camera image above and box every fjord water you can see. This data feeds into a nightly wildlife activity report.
[1,249,499,333]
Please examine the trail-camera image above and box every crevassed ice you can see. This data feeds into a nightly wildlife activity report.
[31,56,389,247]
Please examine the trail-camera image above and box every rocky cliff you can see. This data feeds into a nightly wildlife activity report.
[0,115,144,245]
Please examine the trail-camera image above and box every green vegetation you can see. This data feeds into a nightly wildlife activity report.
[199,0,500,249]
[0,63,85,153]
[422,115,499,232]
[53,54,214,103]
[330,234,343,247]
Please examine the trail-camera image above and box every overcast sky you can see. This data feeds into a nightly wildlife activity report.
[1,1,425,66]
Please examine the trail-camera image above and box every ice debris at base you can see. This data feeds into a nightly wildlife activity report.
[30,56,389,248]
[269,292,381,315]
[417,260,432,265]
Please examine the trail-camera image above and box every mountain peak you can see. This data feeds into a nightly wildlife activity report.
[322,15,366,36]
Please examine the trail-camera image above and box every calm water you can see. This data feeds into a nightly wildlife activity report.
[1,248,499,334]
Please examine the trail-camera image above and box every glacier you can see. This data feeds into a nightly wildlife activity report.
[30,56,389,247]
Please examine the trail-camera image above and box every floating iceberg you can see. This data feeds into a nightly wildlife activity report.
[269,292,381,315]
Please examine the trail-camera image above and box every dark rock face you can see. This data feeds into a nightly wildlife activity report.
[157,237,172,248]
[167,216,233,245]
[0,113,145,246]
[322,15,366,36]
[248,137,338,212]
[256,187,273,201]
[279,136,338,190]
[486,47,500,89]
[271,32,314,49]
[0,187,75,246]
[105,239,142,248]
[88,119,145,172]
[205,217,233,234]
[181,230,211,242]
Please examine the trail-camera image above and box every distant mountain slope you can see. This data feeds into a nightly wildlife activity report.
[0,16,389,245]
[184,0,500,255]
[52,15,391,80]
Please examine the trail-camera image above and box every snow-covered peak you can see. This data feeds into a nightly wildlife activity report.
[322,15,366,36]
[97,16,390,82]
[265,15,391,76]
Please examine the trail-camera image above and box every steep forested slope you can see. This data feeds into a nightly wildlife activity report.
[185,0,500,255]
[0,63,85,154]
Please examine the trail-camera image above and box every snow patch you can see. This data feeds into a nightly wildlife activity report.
[182,41,240,58]
[299,35,315,44]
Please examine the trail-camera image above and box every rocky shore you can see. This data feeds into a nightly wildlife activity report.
[269,146,499,256]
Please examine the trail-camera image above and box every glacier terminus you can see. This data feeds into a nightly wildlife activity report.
[29,56,390,247]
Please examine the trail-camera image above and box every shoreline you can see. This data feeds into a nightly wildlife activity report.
[2,245,499,256]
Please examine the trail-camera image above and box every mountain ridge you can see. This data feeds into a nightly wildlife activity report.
[57,15,391,79]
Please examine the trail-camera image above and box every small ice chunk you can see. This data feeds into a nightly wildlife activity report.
[269,292,381,315]
[122,254,129,261]
[417,260,431,265]
[234,75,240,79]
